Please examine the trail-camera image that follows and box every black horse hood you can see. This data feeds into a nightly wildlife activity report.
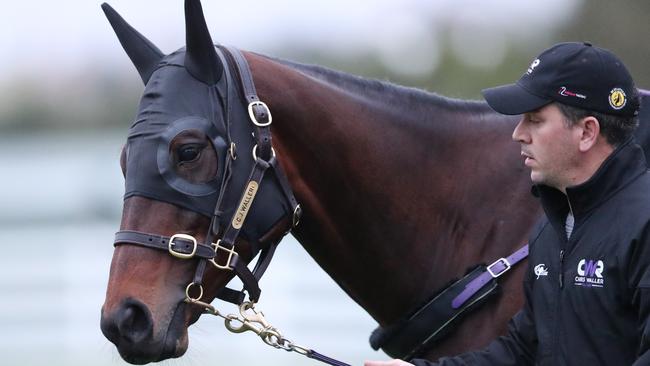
[104,0,291,241]
[124,50,230,216]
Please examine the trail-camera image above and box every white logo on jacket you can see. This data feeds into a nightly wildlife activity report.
[534,264,548,279]
[575,259,604,288]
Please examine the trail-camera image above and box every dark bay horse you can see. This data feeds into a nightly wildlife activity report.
[99,0,650,364]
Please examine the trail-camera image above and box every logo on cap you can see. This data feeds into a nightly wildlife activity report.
[558,86,586,100]
[526,59,540,75]
[609,88,627,110]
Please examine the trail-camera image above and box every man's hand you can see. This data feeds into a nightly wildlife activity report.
[364,359,414,366]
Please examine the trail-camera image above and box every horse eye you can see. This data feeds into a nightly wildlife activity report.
[177,144,202,163]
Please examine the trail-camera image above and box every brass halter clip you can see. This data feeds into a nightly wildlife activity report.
[222,301,310,355]
[225,302,270,334]
[223,301,285,347]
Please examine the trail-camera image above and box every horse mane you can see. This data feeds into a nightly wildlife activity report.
[264,54,491,117]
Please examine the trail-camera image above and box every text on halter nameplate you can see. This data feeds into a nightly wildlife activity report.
[232,181,259,229]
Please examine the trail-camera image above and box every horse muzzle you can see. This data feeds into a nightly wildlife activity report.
[100,298,189,364]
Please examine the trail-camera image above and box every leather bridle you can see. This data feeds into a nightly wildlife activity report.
[113,46,302,308]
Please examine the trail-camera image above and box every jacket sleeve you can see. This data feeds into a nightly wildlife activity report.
[409,267,538,366]
[628,224,650,365]
[632,294,650,366]
[631,279,650,364]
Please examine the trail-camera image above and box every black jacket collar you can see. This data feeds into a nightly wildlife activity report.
[533,138,647,234]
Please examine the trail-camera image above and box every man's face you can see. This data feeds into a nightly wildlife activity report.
[512,103,581,190]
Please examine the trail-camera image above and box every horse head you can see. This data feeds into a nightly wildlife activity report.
[99,1,299,363]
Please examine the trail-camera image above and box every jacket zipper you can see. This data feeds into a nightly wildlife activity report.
[559,249,565,288]
[561,195,574,289]
[554,196,572,364]
[558,196,576,288]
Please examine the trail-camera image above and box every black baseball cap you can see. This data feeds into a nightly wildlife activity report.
[482,42,638,117]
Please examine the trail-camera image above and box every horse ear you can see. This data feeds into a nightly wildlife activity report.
[184,0,224,84]
[101,3,164,84]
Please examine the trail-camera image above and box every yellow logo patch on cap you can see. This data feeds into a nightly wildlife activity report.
[609,88,627,110]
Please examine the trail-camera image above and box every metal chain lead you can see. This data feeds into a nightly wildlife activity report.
[184,293,347,364]
[222,301,310,355]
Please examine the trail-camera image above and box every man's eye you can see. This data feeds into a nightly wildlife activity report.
[177,145,202,162]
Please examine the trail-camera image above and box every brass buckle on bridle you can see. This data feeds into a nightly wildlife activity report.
[247,101,272,127]
[168,233,198,259]
[209,239,238,270]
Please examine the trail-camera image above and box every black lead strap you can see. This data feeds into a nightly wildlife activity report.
[307,350,352,366]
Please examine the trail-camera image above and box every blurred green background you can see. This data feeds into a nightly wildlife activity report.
[1,0,648,365]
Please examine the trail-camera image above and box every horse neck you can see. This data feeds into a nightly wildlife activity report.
[247,52,535,325]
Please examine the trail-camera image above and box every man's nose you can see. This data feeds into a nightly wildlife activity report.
[512,118,528,143]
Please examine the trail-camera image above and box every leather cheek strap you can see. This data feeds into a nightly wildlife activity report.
[114,230,216,259]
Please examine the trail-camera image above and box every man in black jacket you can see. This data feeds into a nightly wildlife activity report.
[365,42,648,365]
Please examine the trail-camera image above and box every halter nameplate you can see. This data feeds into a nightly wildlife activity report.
[232,181,259,229]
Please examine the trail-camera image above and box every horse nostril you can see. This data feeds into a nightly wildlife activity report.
[116,300,153,344]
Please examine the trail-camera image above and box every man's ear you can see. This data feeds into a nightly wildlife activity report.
[578,116,601,152]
